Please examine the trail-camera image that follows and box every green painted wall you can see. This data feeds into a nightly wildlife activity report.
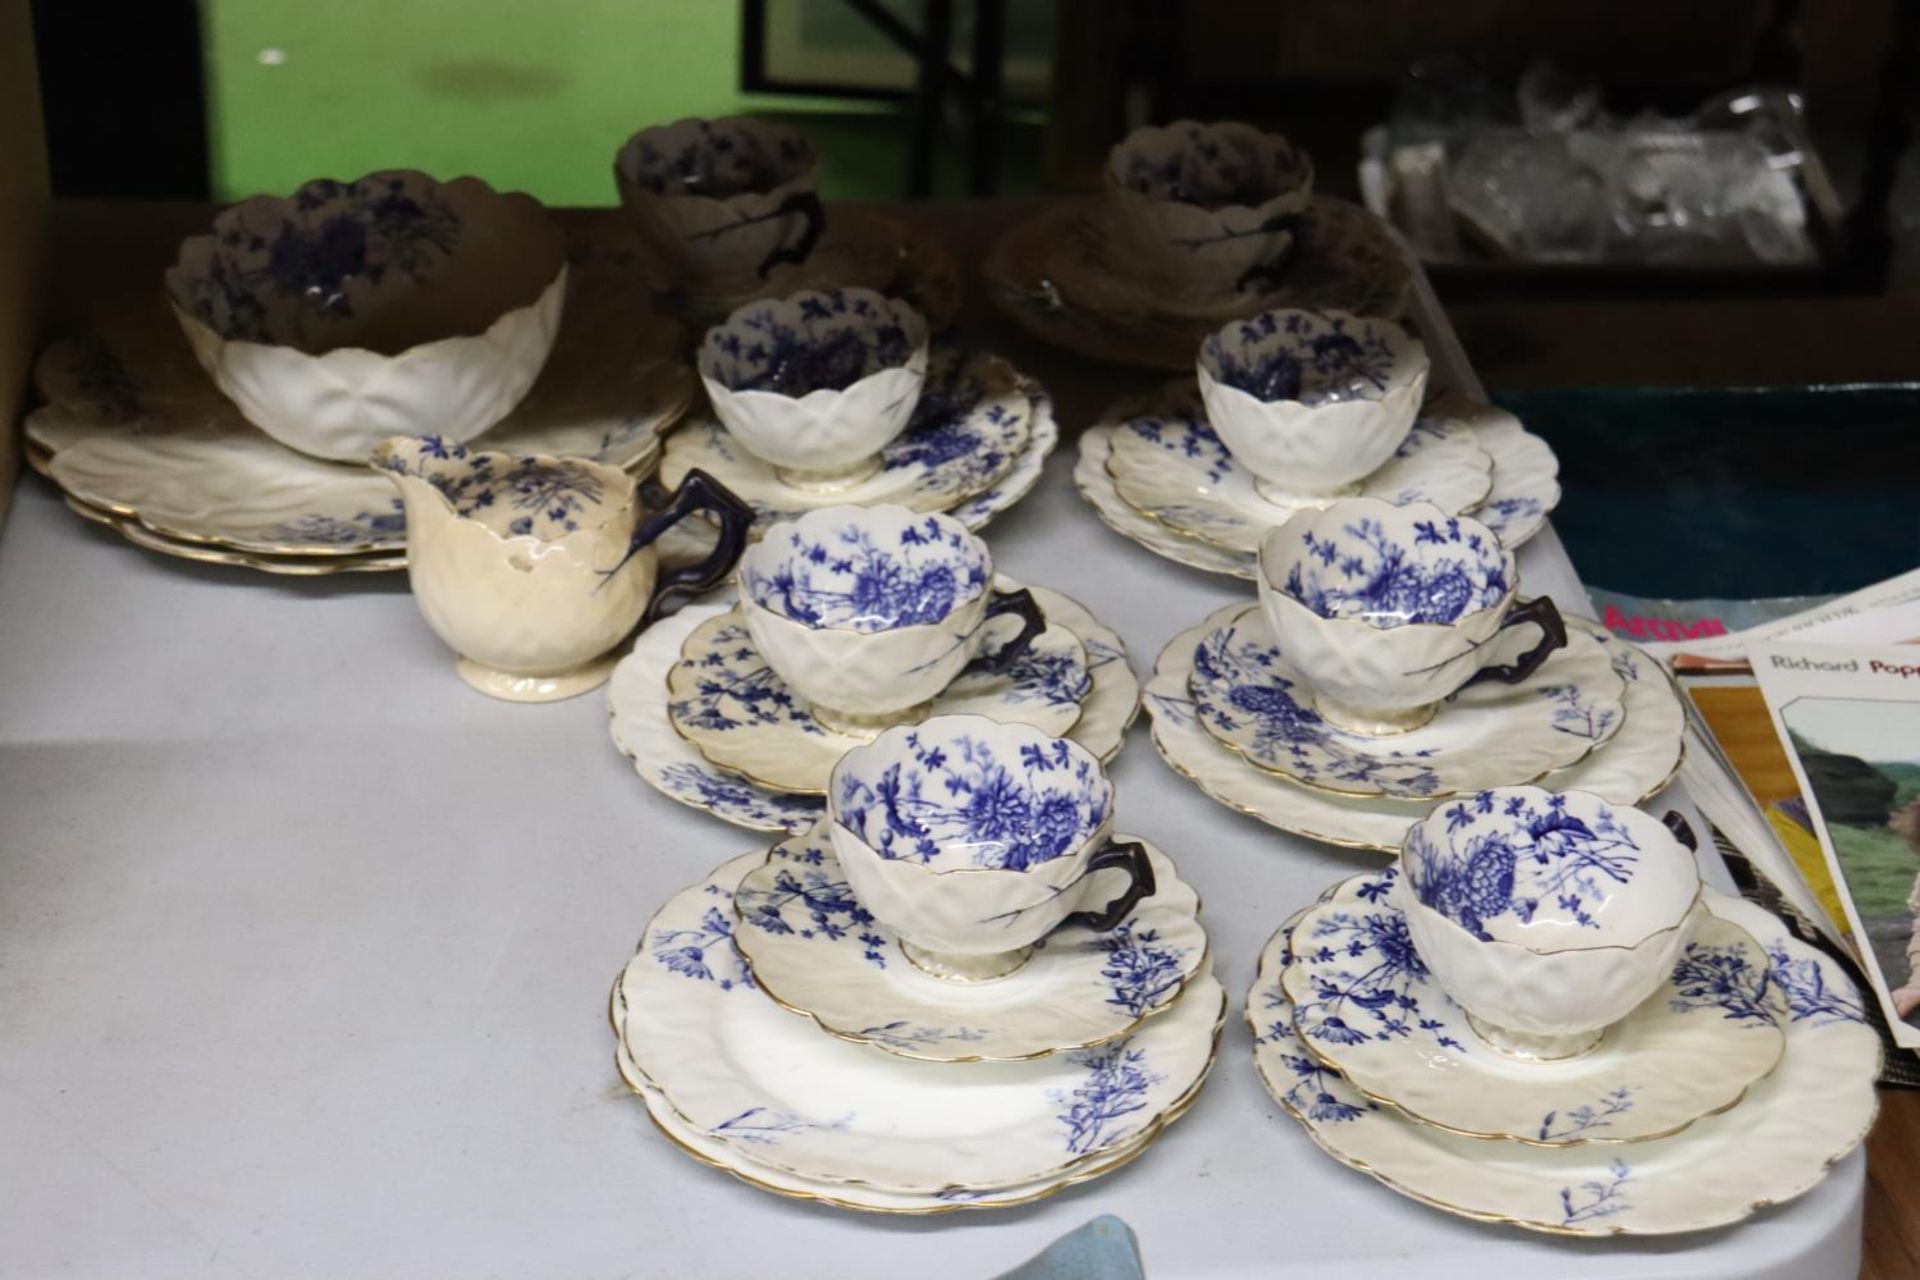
[201,0,889,204]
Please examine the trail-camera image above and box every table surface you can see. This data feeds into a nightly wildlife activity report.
[0,202,1868,1279]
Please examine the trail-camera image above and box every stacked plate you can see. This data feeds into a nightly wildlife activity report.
[1075,385,1561,581]
[1250,857,1880,1236]
[28,272,692,575]
[611,820,1221,1211]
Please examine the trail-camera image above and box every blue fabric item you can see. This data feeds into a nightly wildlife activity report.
[992,1216,1146,1280]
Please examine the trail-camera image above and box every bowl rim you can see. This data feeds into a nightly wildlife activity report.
[612,114,820,206]
[1103,118,1315,216]
[1257,497,1518,633]
[1196,306,1428,407]
[165,169,567,358]
[696,286,930,401]
[1397,785,1707,956]
[827,713,1113,875]
[737,503,991,634]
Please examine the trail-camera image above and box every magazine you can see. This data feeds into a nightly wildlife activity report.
[1752,641,1920,1047]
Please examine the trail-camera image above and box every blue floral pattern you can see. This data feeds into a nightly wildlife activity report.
[1254,923,1374,1124]
[1291,871,1469,1056]
[1052,1039,1166,1154]
[1093,921,1190,1018]
[1281,514,1509,626]
[651,902,755,991]
[834,727,1109,870]
[1113,121,1310,211]
[1560,1160,1633,1225]
[178,173,461,343]
[653,763,823,830]
[733,847,888,969]
[259,501,407,545]
[376,435,613,539]
[702,288,915,397]
[742,514,988,631]
[1538,1088,1636,1142]
[1201,309,1398,405]
[1405,790,1645,940]
[619,118,812,199]
[709,1106,851,1146]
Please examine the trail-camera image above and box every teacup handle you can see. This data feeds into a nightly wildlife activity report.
[757,191,826,279]
[1662,811,1699,851]
[1061,840,1157,934]
[612,469,754,621]
[1233,210,1307,295]
[1459,596,1569,690]
[969,588,1048,675]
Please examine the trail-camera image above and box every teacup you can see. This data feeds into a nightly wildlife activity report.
[167,171,567,462]
[1197,308,1429,506]
[737,504,1045,735]
[1104,120,1314,301]
[613,116,824,293]
[1397,787,1704,1060]
[698,287,930,490]
[1257,498,1567,734]
[374,436,751,702]
[828,715,1157,981]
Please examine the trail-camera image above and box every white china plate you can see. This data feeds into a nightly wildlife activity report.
[733,831,1207,1062]
[667,607,1090,795]
[1188,604,1626,799]
[1251,884,1879,1236]
[618,853,1224,1192]
[1106,384,1493,555]
[1146,609,1685,851]
[660,350,1034,530]
[983,197,1413,370]
[610,583,1141,833]
[31,278,691,557]
[1075,402,1558,580]
[1284,870,1785,1144]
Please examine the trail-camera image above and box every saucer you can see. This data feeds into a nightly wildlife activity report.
[1146,609,1685,851]
[60,491,408,575]
[732,830,1207,1062]
[1076,400,1558,579]
[1188,604,1626,799]
[1250,885,1879,1235]
[1106,384,1494,555]
[667,605,1091,795]
[610,585,1141,833]
[1284,869,1785,1145]
[616,1060,1180,1214]
[984,197,1413,370]
[617,852,1224,1192]
[661,350,1032,530]
[31,278,690,558]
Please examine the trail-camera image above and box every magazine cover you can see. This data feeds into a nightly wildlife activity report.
[1754,642,1920,1044]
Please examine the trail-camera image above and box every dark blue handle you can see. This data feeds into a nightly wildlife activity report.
[605,469,752,621]
[1062,840,1156,934]
[1460,596,1569,690]
[757,191,826,279]
[968,588,1047,675]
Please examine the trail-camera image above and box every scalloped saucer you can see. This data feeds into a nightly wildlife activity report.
[1283,868,1784,1145]
[662,350,1034,531]
[616,852,1224,1193]
[1249,883,1878,1236]
[667,603,1091,795]
[1107,384,1492,554]
[610,584,1141,834]
[1187,603,1626,799]
[1076,398,1557,579]
[733,830,1207,1062]
[1145,609,1684,851]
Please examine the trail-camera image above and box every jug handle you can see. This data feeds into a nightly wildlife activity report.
[603,470,753,621]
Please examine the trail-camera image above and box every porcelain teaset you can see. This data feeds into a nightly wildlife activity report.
[21,114,1878,1233]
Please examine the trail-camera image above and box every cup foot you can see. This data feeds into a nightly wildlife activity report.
[1251,477,1362,510]
[902,942,1035,983]
[456,653,618,703]
[812,699,933,738]
[775,456,884,493]
[1311,693,1438,737]
[1466,1013,1606,1062]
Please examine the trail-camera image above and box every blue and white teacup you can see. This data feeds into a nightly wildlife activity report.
[1104,120,1314,301]
[1197,308,1429,505]
[614,116,824,293]
[1396,787,1703,1059]
[1257,498,1567,735]
[828,715,1156,981]
[738,505,1046,735]
[698,287,931,490]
